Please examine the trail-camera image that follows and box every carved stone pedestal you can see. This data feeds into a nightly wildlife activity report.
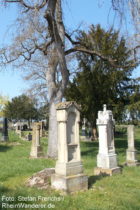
[94,167,121,176]
[51,173,88,194]
[30,123,43,158]
[126,125,139,166]
[51,102,88,194]
[126,150,140,166]
[94,105,121,176]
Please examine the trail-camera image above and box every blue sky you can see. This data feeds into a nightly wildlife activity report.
[0,4,27,99]
[0,0,139,99]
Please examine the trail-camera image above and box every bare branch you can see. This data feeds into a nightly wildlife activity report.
[34,39,54,55]
[65,46,136,69]
[5,0,47,10]
[65,32,80,45]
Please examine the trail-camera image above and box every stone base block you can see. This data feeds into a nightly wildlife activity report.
[126,161,140,167]
[94,167,122,176]
[30,146,44,158]
[55,161,83,176]
[97,153,118,169]
[51,173,88,194]
[126,149,137,163]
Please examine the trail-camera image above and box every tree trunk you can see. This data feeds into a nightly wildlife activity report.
[92,127,98,141]
[47,101,58,158]
[45,0,69,159]
[46,50,59,159]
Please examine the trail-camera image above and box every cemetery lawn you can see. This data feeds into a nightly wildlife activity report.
[0,129,140,210]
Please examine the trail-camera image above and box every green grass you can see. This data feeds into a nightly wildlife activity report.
[0,129,140,210]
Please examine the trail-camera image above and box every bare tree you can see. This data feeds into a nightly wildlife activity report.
[111,0,140,60]
[21,54,48,102]
[0,0,137,158]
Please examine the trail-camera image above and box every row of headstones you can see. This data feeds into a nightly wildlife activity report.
[15,121,45,140]
[0,119,45,142]
[29,102,139,194]
[30,119,138,167]
[0,102,139,194]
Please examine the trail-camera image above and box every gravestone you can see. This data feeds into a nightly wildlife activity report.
[37,121,43,137]
[30,123,43,158]
[15,123,22,136]
[22,124,28,131]
[51,101,88,194]
[17,125,21,130]
[1,118,9,141]
[81,118,92,141]
[126,125,139,166]
[27,133,32,141]
[81,118,87,140]
[94,105,121,176]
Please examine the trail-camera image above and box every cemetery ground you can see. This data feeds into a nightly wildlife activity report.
[0,129,140,210]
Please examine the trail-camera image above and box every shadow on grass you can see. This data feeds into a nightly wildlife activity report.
[114,135,127,155]
[135,139,140,161]
[115,139,127,149]
[81,135,129,157]
[135,139,140,151]
[88,175,105,189]
[115,136,140,153]
[0,144,12,152]
[81,141,99,157]
[0,186,10,194]
[81,134,140,158]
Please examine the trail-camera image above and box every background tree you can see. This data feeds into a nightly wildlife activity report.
[126,80,140,125]
[22,54,48,103]
[0,95,9,117]
[3,94,39,127]
[37,103,49,126]
[65,25,136,139]
[1,0,69,158]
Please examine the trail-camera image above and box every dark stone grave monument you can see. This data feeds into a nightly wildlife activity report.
[1,117,9,141]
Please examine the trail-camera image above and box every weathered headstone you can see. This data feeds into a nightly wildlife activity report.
[126,125,139,166]
[30,123,43,158]
[94,105,121,176]
[37,121,43,137]
[1,118,9,141]
[51,101,88,194]
[27,133,32,141]
[22,124,28,131]
[81,118,92,141]
[15,123,22,136]
[81,118,86,140]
